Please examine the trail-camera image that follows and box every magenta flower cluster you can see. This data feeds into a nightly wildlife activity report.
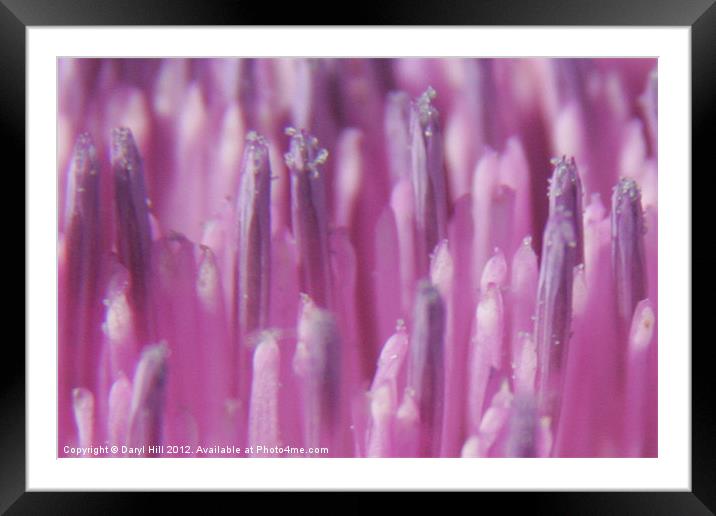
[58,58,657,458]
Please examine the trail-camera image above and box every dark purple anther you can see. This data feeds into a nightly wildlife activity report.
[611,177,647,326]
[548,156,584,265]
[285,127,332,308]
[410,87,448,273]
[66,133,101,233]
[535,209,578,422]
[237,131,271,335]
[111,127,153,339]
[407,280,446,456]
[65,133,102,389]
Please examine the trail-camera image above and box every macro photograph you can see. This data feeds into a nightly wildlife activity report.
[57,57,658,459]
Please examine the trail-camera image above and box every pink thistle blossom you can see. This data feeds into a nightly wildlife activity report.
[58,58,657,458]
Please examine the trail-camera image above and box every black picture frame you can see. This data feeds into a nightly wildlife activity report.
[7,0,708,512]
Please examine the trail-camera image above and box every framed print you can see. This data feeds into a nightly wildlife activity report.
[8,0,710,512]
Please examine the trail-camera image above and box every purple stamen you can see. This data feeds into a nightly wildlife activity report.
[535,209,578,423]
[548,156,584,265]
[410,87,448,274]
[611,177,647,327]
[237,131,272,335]
[285,128,332,308]
[65,133,102,389]
[407,280,446,456]
[111,127,153,339]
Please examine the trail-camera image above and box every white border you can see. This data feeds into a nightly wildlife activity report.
[27,27,691,490]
